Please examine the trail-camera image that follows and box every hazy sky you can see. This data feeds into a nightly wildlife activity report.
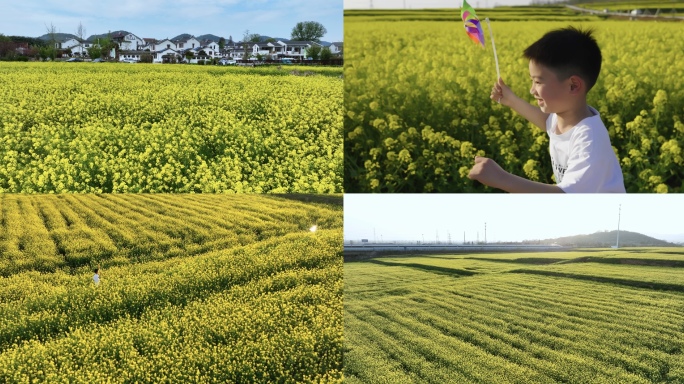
[344,0,533,9]
[2,0,342,42]
[344,194,684,243]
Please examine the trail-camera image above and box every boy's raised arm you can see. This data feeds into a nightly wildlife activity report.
[491,78,548,131]
[468,156,564,193]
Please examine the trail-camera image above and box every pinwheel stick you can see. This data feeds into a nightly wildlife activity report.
[485,17,500,80]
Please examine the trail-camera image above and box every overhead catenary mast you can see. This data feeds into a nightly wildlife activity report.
[616,204,621,248]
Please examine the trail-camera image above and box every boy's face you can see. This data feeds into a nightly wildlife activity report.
[528,60,571,114]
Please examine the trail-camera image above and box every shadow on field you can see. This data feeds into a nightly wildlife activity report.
[465,257,567,265]
[616,248,684,256]
[558,257,684,267]
[367,260,479,277]
[510,269,684,292]
[267,194,343,207]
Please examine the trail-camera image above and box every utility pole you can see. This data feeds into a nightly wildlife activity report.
[616,204,621,248]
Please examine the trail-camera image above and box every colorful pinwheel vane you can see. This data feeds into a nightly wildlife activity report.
[461,0,485,47]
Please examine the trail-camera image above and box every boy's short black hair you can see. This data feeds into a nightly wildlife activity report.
[523,26,602,92]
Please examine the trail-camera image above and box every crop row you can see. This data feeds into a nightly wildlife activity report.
[344,256,684,382]
[0,194,342,275]
[0,229,343,383]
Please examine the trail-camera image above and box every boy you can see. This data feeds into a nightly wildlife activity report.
[93,268,100,285]
[468,27,625,193]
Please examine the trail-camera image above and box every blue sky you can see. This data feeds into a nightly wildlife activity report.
[344,0,533,9]
[344,194,684,243]
[2,0,342,42]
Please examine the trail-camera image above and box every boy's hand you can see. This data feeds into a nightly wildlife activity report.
[468,156,506,189]
[469,156,565,193]
[490,78,514,107]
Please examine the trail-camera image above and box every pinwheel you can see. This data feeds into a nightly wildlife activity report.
[461,0,484,47]
[461,0,500,79]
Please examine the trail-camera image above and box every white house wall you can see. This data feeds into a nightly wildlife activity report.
[155,40,177,51]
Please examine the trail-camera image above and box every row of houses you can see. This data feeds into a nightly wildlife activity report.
[54,31,343,63]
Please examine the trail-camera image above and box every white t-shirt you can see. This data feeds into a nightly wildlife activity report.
[546,107,625,193]
[93,273,100,285]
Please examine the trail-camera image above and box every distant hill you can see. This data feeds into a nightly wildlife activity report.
[37,33,79,42]
[171,33,194,41]
[543,230,673,248]
[196,34,222,42]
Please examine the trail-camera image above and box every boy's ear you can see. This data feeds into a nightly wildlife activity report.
[568,75,583,94]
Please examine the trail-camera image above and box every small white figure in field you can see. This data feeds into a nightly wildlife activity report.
[309,225,318,233]
[93,267,100,285]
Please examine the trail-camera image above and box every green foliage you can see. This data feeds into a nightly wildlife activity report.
[320,47,333,61]
[0,194,343,382]
[87,44,102,59]
[345,249,684,383]
[344,13,684,192]
[39,46,56,61]
[140,52,153,63]
[291,21,327,42]
[0,62,343,193]
[307,45,322,60]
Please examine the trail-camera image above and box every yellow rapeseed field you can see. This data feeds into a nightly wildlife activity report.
[0,63,343,193]
[0,194,343,383]
[344,10,684,192]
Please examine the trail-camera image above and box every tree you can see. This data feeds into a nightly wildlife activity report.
[87,45,102,59]
[218,37,225,51]
[45,23,58,60]
[39,46,54,61]
[98,34,117,60]
[320,46,332,61]
[76,22,86,41]
[184,50,194,62]
[291,21,327,42]
[242,30,256,60]
[140,52,153,63]
[307,45,321,60]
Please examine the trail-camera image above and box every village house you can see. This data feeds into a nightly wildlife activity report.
[109,31,144,51]
[48,30,341,63]
[329,42,343,55]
